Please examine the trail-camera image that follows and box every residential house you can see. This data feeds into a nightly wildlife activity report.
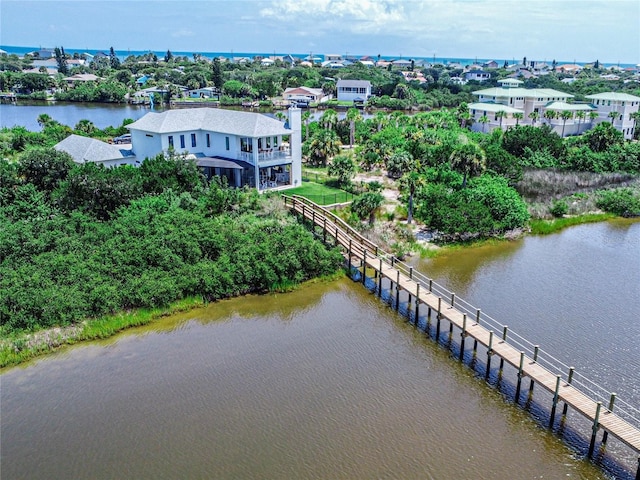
[482,60,499,69]
[392,59,412,69]
[557,64,582,74]
[465,70,491,82]
[336,79,371,102]
[136,75,150,86]
[585,92,640,139]
[260,58,275,67]
[283,86,329,104]
[187,87,220,99]
[325,54,342,62]
[54,135,138,168]
[63,73,101,86]
[30,48,55,59]
[126,107,302,190]
[468,78,591,135]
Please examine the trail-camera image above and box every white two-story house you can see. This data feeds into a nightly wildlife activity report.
[126,107,302,190]
[336,79,372,102]
[585,92,640,139]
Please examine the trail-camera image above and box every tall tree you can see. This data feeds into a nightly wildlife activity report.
[320,108,338,131]
[496,110,507,130]
[54,47,69,75]
[164,49,173,63]
[109,47,120,69]
[450,142,486,188]
[398,171,424,224]
[560,110,573,137]
[478,115,489,133]
[608,110,618,125]
[346,107,362,147]
[211,57,224,90]
[528,111,540,126]
[301,111,311,142]
[575,110,586,131]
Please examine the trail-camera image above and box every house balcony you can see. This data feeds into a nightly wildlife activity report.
[237,147,291,164]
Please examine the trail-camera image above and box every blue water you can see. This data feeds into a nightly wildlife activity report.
[2,44,635,69]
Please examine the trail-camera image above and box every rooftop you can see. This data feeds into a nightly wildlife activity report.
[126,107,293,137]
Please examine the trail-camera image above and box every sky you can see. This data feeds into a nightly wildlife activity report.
[1,0,639,64]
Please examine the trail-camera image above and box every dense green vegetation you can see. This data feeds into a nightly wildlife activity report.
[0,150,343,336]
[302,106,639,241]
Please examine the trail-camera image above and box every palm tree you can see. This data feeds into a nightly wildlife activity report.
[560,110,573,137]
[608,110,618,125]
[575,110,586,132]
[449,142,486,188]
[274,111,286,122]
[37,113,53,129]
[513,112,524,126]
[398,171,425,224]
[346,107,362,148]
[308,129,341,167]
[75,119,96,135]
[543,110,557,126]
[496,110,507,130]
[301,111,311,142]
[320,108,338,131]
[528,111,540,126]
[478,115,489,133]
[589,111,599,124]
[374,111,387,132]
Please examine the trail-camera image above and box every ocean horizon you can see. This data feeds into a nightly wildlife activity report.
[1,44,636,69]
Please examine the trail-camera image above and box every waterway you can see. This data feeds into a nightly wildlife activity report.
[2,221,638,479]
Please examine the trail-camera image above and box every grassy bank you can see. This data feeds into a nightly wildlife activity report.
[0,297,205,369]
[529,213,616,235]
[0,271,348,370]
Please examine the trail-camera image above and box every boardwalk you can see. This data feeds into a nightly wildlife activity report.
[284,194,640,479]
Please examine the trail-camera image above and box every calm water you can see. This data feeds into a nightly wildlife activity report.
[0,102,163,131]
[2,221,639,479]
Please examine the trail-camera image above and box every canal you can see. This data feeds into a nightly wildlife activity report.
[2,220,638,479]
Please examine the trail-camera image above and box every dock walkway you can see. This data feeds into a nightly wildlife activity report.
[284,194,640,478]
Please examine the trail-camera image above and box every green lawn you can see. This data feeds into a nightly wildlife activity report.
[284,182,353,205]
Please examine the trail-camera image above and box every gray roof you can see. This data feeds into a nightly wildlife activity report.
[54,134,134,164]
[336,79,372,88]
[127,108,292,137]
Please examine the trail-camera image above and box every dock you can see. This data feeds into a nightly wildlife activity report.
[284,194,640,479]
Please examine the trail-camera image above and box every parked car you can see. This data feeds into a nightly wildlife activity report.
[113,134,131,144]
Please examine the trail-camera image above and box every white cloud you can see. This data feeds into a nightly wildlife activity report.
[171,29,195,38]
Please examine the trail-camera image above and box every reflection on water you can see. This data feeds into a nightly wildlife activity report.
[1,277,612,480]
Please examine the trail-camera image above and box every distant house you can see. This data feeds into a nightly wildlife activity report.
[283,86,329,104]
[54,134,138,168]
[325,54,342,62]
[136,75,150,86]
[392,59,412,69]
[557,64,582,74]
[260,58,275,67]
[336,79,372,102]
[449,77,467,86]
[31,48,55,59]
[465,70,491,82]
[187,87,220,99]
[482,60,499,69]
[586,92,640,139]
[63,73,101,86]
[126,107,302,190]
[281,54,298,65]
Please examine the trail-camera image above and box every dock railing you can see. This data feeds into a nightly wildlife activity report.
[283,194,640,433]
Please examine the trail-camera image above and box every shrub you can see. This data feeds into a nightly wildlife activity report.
[550,200,568,217]
[596,188,640,217]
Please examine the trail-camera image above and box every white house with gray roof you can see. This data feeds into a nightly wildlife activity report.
[54,134,138,167]
[336,79,371,102]
[126,107,302,190]
[585,92,640,139]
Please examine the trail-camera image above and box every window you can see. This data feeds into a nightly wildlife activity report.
[207,134,211,148]
[191,133,196,148]
[168,135,174,147]
[146,134,153,137]
[225,136,229,150]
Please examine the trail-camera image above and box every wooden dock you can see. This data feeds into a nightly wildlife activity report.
[284,194,640,479]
